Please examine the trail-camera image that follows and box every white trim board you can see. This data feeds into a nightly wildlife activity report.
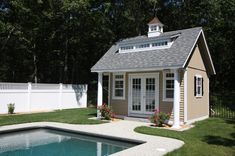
[182,29,216,75]
[91,66,181,73]
[162,70,174,102]
[108,73,111,106]
[112,72,126,100]
[186,115,209,125]
[183,69,188,122]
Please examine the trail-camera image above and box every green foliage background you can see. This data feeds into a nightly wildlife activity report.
[0,0,234,93]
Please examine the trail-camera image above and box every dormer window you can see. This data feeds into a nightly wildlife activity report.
[118,33,179,53]
[119,39,173,53]
[152,41,168,47]
[120,46,133,51]
[136,43,150,49]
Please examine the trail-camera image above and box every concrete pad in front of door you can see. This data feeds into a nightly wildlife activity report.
[0,120,184,156]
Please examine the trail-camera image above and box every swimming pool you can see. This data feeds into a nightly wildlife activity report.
[0,128,139,156]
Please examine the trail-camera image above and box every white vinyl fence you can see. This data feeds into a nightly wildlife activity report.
[0,83,87,114]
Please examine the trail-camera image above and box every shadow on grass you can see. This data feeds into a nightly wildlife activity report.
[203,135,235,147]
[88,113,97,116]
[225,119,235,125]
[231,132,235,138]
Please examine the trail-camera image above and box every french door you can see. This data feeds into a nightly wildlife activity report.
[129,73,159,115]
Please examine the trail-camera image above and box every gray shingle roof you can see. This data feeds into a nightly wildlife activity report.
[91,27,202,72]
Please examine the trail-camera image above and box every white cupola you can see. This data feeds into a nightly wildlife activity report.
[147,17,164,37]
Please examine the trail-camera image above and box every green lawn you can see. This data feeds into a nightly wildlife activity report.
[135,118,235,156]
[0,108,104,126]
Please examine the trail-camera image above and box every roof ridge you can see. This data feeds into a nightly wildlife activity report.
[163,27,202,34]
[117,27,202,43]
[91,26,205,73]
[117,35,147,43]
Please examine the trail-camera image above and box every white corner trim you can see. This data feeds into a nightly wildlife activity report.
[108,72,111,106]
[208,78,210,116]
[128,76,131,116]
[183,69,188,122]
[186,115,209,125]
[172,69,181,129]
[97,72,103,109]
[112,72,126,100]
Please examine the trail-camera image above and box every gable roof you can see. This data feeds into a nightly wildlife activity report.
[91,27,216,75]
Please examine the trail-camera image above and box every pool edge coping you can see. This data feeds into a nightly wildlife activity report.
[0,122,185,156]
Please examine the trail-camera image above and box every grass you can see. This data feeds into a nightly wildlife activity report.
[0,108,104,126]
[135,118,235,156]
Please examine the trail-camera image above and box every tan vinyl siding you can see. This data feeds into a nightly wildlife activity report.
[110,73,128,115]
[187,45,209,120]
[159,71,173,114]
[110,71,184,120]
[162,71,184,122]
[179,71,184,121]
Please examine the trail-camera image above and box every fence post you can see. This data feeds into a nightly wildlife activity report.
[59,83,63,110]
[27,82,32,112]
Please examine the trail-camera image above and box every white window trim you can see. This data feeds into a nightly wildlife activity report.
[163,71,174,102]
[112,73,125,100]
[195,75,203,98]
[118,39,173,53]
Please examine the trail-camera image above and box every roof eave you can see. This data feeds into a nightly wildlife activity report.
[91,66,182,73]
[182,29,216,75]
[201,30,216,75]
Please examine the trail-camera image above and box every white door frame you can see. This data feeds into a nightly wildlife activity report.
[128,73,159,117]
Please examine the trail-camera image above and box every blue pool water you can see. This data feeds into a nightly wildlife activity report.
[0,129,138,156]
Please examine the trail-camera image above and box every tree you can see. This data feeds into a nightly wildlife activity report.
[0,0,234,93]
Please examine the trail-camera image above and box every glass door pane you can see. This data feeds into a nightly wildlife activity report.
[145,78,156,112]
[131,78,141,112]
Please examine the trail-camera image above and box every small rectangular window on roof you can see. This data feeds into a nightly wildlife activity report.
[120,46,133,51]
[152,41,168,47]
[136,43,150,49]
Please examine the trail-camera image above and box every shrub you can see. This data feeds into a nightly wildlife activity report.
[98,103,113,120]
[150,109,170,127]
[7,103,15,114]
